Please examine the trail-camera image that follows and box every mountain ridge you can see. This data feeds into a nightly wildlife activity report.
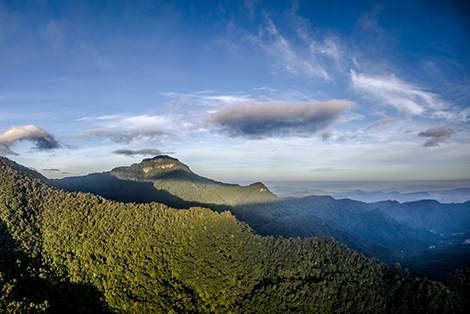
[332,188,470,204]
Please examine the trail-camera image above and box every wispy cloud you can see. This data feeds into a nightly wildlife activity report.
[77,114,171,129]
[351,70,446,116]
[356,5,383,33]
[287,4,352,72]
[418,126,455,147]
[111,148,174,157]
[42,20,65,51]
[206,100,352,139]
[320,129,360,142]
[0,125,62,155]
[254,86,276,92]
[161,91,252,107]
[74,128,173,144]
[253,18,330,80]
[432,107,470,122]
[314,38,342,66]
[365,117,398,130]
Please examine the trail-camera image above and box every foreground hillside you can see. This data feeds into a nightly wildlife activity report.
[1,157,470,313]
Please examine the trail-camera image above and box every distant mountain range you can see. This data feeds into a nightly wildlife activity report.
[52,155,470,276]
[332,188,470,204]
[269,185,470,204]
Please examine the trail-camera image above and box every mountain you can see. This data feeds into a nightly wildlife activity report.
[4,156,470,313]
[54,155,279,208]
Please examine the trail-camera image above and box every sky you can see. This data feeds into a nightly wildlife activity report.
[0,0,469,190]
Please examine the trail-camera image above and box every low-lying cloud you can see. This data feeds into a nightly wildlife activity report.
[74,128,173,144]
[206,100,353,139]
[365,117,398,130]
[111,148,174,157]
[418,126,455,147]
[0,125,61,155]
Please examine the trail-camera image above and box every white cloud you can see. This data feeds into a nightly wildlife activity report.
[203,95,252,104]
[432,107,470,122]
[77,114,172,129]
[162,90,253,107]
[254,86,276,92]
[351,70,447,116]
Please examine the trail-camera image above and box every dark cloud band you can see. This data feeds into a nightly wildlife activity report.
[207,100,353,139]
[111,148,174,157]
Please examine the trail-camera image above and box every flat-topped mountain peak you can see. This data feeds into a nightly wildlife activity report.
[111,155,192,181]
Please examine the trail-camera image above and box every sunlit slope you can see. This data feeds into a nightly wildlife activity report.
[2,156,469,313]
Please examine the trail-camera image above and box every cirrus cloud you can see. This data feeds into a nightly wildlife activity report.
[0,125,62,155]
[206,100,353,139]
[351,70,446,116]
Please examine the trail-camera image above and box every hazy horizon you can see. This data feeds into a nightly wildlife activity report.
[231,179,470,193]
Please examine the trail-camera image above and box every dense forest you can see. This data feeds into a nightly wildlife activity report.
[1,156,470,313]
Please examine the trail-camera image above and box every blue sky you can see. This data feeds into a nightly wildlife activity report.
[1,0,469,188]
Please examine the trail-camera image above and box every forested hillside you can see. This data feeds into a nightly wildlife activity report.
[2,156,470,313]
